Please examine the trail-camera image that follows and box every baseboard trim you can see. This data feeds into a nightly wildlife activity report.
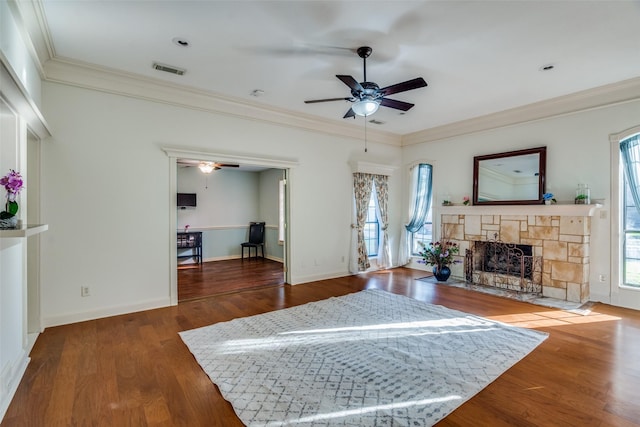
[291,270,351,285]
[179,255,284,264]
[42,297,171,328]
[0,349,29,422]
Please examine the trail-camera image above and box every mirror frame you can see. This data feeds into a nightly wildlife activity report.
[472,146,546,206]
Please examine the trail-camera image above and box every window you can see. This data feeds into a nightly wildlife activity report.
[407,163,433,256]
[411,207,433,255]
[364,189,379,257]
[623,179,640,286]
[621,134,640,287]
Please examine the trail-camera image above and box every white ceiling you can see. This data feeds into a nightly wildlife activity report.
[38,0,640,135]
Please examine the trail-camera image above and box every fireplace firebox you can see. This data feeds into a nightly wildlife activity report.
[465,236,542,294]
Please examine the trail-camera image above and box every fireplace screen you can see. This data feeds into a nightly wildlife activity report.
[465,238,542,294]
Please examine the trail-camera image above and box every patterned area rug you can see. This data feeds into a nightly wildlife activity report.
[180,289,548,426]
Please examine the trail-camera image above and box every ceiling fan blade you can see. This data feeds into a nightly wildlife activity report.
[304,97,352,104]
[380,98,415,111]
[380,77,427,96]
[336,75,364,93]
[343,108,356,119]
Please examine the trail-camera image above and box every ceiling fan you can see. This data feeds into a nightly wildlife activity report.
[177,160,240,173]
[304,46,428,119]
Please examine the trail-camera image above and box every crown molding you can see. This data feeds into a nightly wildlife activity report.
[6,0,53,78]
[43,57,402,147]
[402,76,640,146]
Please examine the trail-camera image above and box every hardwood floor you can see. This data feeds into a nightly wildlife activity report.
[178,258,284,301]
[3,268,640,426]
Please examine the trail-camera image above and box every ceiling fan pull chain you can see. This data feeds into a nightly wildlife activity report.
[364,118,368,153]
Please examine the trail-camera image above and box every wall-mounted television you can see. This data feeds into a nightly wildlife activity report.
[177,193,197,208]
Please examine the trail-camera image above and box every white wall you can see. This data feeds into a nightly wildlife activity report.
[177,166,259,230]
[403,99,640,303]
[40,81,403,326]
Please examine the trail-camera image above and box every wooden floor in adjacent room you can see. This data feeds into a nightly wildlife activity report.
[178,258,284,301]
[3,268,640,426]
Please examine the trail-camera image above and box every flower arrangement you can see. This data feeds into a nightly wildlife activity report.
[463,196,470,206]
[0,169,23,226]
[543,192,556,204]
[417,240,460,270]
[184,224,190,232]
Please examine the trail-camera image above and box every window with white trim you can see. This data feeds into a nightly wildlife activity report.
[411,208,433,255]
[620,133,640,287]
[364,187,379,257]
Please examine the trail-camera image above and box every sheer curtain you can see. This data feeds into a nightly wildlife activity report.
[621,134,640,216]
[373,175,391,269]
[349,173,374,273]
[398,164,433,265]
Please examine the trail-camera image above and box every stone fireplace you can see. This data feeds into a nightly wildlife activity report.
[440,205,600,303]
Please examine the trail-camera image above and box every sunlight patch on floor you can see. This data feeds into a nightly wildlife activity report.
[212,317,502,354]
[486,310,621,328]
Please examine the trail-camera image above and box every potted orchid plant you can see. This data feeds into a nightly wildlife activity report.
[0,169,23,229]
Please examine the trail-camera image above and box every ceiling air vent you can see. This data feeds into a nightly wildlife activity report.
[368,119,385,125]
[152,62,186,76]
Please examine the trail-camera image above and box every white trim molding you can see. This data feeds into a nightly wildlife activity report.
[162,146,299,170]
[403,76,640,145]
[349,161,397,176]
[44,58,401,146]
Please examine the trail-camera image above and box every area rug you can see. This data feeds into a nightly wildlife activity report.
[179,289,548,426]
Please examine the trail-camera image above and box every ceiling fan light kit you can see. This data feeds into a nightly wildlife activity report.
[304,46,427,119]
[198,162,216,173]
[352,99,380,116]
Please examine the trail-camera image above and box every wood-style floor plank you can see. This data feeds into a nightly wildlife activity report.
[178,258,284,301]
[3,267,640,426]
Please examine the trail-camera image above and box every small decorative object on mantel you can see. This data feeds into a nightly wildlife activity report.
[575,184,591,204]
[442,194,452,206]
[543,192,556,205]
[0,169,23,229]
[185,224,190,233]
[417,240,460,282]
[463,196,470,206]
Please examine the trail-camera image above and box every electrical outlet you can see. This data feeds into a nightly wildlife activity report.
[598,274,606,283]
[81,286,90,297]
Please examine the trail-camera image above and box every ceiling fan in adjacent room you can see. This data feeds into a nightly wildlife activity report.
[177,159,240,173]
[304,46,428,119]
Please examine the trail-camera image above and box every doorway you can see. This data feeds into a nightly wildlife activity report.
[163,147,297,305]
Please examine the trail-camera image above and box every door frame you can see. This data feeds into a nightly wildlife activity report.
[162,147,298,305]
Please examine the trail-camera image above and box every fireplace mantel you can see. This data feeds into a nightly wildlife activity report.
[440,203,602,217]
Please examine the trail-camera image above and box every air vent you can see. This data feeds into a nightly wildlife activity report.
[368,119,385,125]
[152,63,186,76]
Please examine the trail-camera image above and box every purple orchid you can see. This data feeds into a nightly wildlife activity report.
[1,169,23,216]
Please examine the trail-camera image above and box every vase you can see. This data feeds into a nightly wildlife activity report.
[0,215,18,229]
[545,200,551,205]
[433,266,451,282]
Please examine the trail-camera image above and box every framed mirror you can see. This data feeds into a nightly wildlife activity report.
[473,146,546,205]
